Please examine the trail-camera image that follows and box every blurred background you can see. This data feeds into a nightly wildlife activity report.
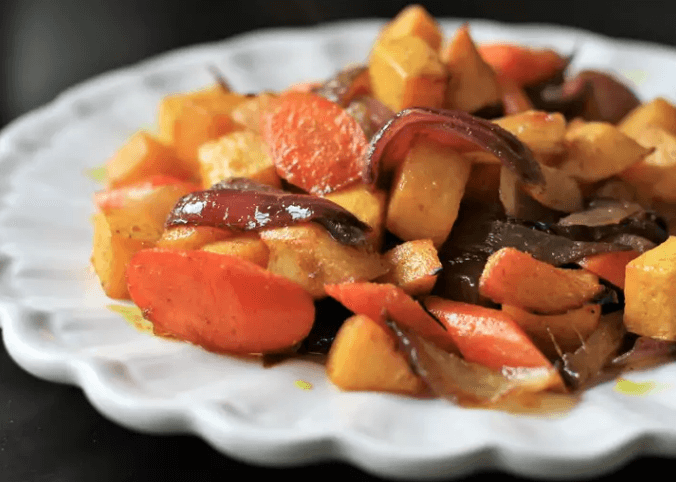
[2,0,676,128]
[2,1,676,481]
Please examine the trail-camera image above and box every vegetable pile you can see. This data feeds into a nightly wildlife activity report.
[91,5,676,410]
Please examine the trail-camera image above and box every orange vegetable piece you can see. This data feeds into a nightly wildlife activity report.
[126,249,315,354]
[577,250,640,289]
[261,91,369,195]
[478,43,567,87]
[105,132,196,188]
[425,296,556,373]
[326,314,426,395]
[377,4,443,51]
[324,282,458,353]
[479,247,604,314]
[159,89,246,170]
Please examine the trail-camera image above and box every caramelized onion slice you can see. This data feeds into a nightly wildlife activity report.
[611,336,676,372]
[389,321,573,412]
[365,108,544,186]
[313,65,370,107]
[345,96,394,139]
[550,199,668,248]
[166,178,371,246]
[560,312,627,390]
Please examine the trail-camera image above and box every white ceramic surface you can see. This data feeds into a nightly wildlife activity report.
[2,19,676,480]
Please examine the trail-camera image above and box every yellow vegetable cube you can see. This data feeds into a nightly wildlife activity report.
[324,185,387,250]
[327,314,426,395]
[558,121,652,182]
[201,234,270,268]
[619,97,676,140]
[198,130,280,189]
[369,35,447,112]
[378,239,442,296]
[386,138,472,247]
[442,24,502,113]
[625,236,676,340]
[621,127,676,201]
[377,4,443,51]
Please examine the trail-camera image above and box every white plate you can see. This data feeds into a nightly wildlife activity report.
[2,18,676,480]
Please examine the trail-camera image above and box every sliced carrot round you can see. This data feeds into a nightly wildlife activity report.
[126,249,315,354]
[261,91,369,195]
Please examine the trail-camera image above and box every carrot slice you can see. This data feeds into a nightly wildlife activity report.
[478,43,567,87]
[126,249,315,354]
[324,282,458,353]
[425,296,555,371]
[479,247,604,314]
[577,250,640,289]
[261,91,369,195]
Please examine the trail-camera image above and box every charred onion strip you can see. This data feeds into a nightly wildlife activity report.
[364,107,544,186]
[165,178,371,246]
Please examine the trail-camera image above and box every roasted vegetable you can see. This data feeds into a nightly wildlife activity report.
[165,178,371,246]
[261,91,369,194]
[126,249,315,354]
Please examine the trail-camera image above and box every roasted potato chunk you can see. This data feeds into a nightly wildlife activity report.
[105,131,195,188]
[621,127,676,201]
[201,234,270,268]
[442,24,502,113]
[369,35,447,112]
[619,97,676,140]
[260,224,388,298]
[198,130,280,189]
[625,237,676,340]
[327,314,426,395]
[378,239,442,296]
[558,121,652,182]
[324,185,388,250]
[386,138,472,248]
[377,4,443,50]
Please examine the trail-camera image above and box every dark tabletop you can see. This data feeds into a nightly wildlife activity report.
[2,1,676,481]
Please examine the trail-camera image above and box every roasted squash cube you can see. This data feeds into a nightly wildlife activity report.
[386,138,472,247]
[493,111,567,160]
[91,211,159,300]
[106,131,195,188]
[324,185,387,250]
[91,181,196,299]
[229,93,277,134]
[378,239,442,296]
[558,121,652,182]
[442,25,502,113]
[156,225,233,250]
[369,35,447,112]
[625,237,676,340]
[198,130,280,189]
[260,224,388,298]
[619,97,676,140]
[158,87,246,169]
[201,234,270,268]
[621,127,676,201]
[377,4,443,51]
[327,314,426,395]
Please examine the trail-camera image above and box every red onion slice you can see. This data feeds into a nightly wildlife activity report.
[165,178,371,246]
[364,107,544,186]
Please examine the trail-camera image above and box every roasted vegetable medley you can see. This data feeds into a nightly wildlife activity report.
[91,5,676,410]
